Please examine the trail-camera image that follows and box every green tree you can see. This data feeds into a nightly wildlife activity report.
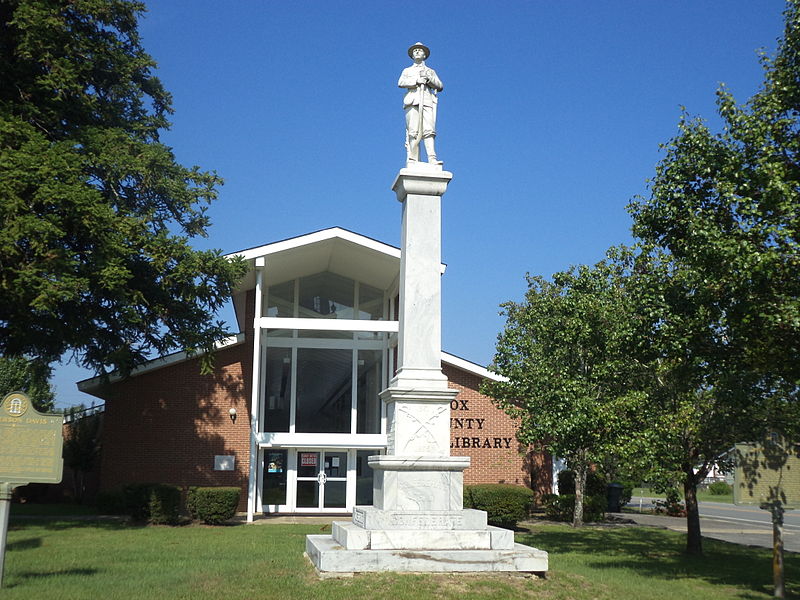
[63,404,102,502]
[0,0,246,377]
[0,355,55,411]
[623,248,763,555]
[628,0,800,566]
[484,259,643,526]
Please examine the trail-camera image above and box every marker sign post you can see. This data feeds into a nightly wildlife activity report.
[0,392,64,588]
[734,441,800,600]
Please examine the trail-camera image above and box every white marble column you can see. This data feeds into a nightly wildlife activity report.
[369,164,465,512]
[391,166,452,391]
[305,163,548,575]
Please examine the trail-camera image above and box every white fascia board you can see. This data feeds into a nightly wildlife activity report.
[77,334,247,392]
[256,432,387,448]
[227,228,400,262]
[258,317,399,332]
[441,352,508,382]
[225,227,446,273]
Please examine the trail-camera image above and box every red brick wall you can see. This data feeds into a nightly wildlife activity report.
[96,289,549,512]
[99,290,256,510]
[445,364,552,496]
[99,340,253,509]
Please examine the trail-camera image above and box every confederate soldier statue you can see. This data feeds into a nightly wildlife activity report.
[398,42,443,165]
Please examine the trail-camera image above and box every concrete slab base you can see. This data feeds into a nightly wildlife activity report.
[306,534,548,573]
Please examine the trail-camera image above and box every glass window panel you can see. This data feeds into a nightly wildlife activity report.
[357,350,382,434]
[297,452,320,478]
[358,283,384,320]
[265,280,294,317]
[356,451,377,505]
[298,329,352,339]
[262,348,291,432]
[266,328,293,338]
[296,481,319,508]
[295,348,352,433]
[323,452,347,478]
[262,450,287,505]
[298,272,354,319]
[324,481,347,509]
[356,331,386,341]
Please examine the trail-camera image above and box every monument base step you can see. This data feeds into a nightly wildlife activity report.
[333,520,515,550]
[306,535,548,574]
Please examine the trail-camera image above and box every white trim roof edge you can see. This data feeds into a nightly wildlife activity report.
[441,352,507,382]
[77,334,247,393]
[225,226,447,273]
[227,227,400,261]
[76,338,504,395]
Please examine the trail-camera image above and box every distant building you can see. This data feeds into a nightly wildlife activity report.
[79,228,551,515]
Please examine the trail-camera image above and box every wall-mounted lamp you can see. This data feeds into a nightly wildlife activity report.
[229,407,237,424]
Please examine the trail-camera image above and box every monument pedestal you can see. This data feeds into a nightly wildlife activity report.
[305,164,548,575]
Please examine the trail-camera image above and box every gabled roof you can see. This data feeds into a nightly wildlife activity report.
[229,227,401,263]
[228,227,445,294]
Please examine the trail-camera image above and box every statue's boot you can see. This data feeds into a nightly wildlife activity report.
[424,137,443,164]
[406,135,420,163]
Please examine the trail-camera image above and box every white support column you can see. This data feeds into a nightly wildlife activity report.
[247,256,265,522]
[390,167,452,390]
[305,163,548,574]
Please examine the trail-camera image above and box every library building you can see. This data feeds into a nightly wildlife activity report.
[79,227,552,518]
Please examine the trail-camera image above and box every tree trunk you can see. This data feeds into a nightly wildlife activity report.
[572,461,587,527]
[767,501,786,599]
[683,467,702,555]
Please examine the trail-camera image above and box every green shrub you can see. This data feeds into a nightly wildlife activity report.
[615,480,635,506]
[148,484,181,525]
[654,487,685,517]
[186,486,199,519]
[121,483,156,521]
[708,481,733,495]
[557,470,608,496]
[95,489,126,515]
[542,493,606,522]
[116,483,182,524]
[463,484,534,529]
[187,487,241,525]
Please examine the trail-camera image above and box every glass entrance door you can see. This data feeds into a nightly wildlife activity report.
[295,450,348,511]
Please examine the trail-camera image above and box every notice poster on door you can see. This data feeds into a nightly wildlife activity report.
[300,453,318,467]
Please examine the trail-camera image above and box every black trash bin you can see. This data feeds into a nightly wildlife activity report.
[607,482,624,512]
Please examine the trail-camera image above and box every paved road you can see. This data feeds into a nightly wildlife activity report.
[626,496,800,552]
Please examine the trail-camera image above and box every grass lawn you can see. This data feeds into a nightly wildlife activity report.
[9,503,98,517]
[2,518,796,599]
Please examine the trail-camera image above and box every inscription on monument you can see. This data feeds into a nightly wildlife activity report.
[389,513,464,529]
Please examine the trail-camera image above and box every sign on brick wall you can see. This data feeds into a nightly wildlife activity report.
[448,397,513,450]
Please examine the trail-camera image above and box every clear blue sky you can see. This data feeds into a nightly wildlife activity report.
[53,1,786,409]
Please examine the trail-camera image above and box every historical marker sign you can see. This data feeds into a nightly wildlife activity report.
[0,392,64,485]
[0,392,64,587]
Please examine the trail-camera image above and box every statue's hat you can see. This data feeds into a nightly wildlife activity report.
[408,42,430,59]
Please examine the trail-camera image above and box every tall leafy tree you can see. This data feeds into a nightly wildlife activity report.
[63,404,102,502]
[629,0,800,408]
[623,248,764,555]
[0,0,246,376]
[0,355,55,411]
[628,0,800,565]
[484,259,642,526]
